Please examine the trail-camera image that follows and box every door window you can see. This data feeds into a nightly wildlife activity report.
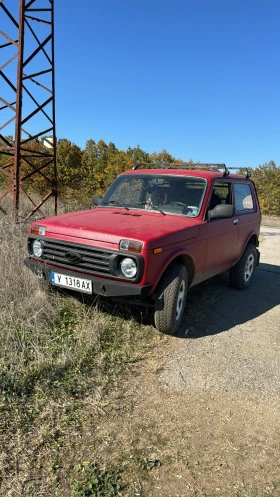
[208,182,232,211]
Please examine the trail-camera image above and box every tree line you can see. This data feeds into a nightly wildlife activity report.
[0,136,279,215]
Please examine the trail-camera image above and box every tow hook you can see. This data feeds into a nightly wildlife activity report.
[35,268,44,279]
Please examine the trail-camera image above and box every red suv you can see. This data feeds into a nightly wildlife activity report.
[25,164,261,335]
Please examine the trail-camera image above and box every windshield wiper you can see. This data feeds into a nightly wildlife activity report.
[101,200,129,210]
[132,201,166,215]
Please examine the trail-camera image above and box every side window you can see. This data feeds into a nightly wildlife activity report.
[209,182,231,210]
[234,183,254,211]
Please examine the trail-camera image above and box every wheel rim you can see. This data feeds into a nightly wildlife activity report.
[244,253,255,282]
[176,280,186,321]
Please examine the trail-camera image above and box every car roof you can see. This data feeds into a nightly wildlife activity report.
[121,169,249,181]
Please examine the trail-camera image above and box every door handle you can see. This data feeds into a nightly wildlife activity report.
[233,219,239,225]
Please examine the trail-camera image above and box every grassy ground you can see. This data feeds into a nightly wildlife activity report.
[1,194,279,497]
[0,213,164,496]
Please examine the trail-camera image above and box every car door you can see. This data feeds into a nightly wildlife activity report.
[204,180,239,277]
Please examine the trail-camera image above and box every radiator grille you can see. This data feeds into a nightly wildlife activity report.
[42,239,112,276]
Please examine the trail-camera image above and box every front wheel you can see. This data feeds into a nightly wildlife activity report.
[154,263,188,335]
[229,244,257,290]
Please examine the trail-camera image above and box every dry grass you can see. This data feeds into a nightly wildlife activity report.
[0,187,92,221]
[0,210,162,496]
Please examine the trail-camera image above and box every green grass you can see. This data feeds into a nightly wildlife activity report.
[70,462,123,497]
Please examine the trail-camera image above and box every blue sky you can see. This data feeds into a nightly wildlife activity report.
[2,0,280,168]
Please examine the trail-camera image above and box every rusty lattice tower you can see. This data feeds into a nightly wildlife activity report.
[0,0,57,222]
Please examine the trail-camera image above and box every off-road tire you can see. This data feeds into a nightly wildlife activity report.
[154,263,188,335]
[229,243,257,290]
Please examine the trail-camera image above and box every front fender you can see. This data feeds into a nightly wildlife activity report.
[146,248,196,294]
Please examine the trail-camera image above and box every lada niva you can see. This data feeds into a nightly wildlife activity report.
[24,163,261,335]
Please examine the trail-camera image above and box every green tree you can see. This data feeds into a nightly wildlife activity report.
[89,140,119,193]
[56,139,83,191]
[104,150,133,189]
[126,145,150,163]
[252,161,280,215]
[0,135,13,188]
[81,139,98,192]
[149,149,175,164]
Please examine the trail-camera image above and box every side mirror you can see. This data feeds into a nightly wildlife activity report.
[209,204,235,220]
[92,194,103,206]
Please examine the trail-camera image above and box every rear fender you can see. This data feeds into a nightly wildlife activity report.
[234,230,259,267]
[242,230,259,252]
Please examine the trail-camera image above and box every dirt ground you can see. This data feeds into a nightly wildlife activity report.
[101,225,280,496]
[261,214,280,228]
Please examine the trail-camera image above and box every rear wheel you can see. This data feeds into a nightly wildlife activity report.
[229,244,257,290]
[154,263,188,335]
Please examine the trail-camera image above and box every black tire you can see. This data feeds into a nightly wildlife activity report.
[154,263,188,335]
[229,244,257,290]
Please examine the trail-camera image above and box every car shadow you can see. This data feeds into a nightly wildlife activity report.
[177,262,280,339]
[52,284,151,325]
[52,262,280,338]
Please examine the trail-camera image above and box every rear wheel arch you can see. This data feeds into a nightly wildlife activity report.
[237,233,259,263]
[248,233,258,247]
[230,243,257,290]
[233,232,259,270]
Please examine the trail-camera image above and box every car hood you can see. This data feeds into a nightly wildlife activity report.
[37,207,201,249]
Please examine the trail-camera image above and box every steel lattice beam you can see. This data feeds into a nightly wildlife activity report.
[0,0,57,222]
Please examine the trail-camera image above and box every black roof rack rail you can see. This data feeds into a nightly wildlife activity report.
[223,167,252,179]
[132,162,226,171]
[132,162,252,179]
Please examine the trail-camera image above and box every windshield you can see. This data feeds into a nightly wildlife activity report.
[100,174,207,217]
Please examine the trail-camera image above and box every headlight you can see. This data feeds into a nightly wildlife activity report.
[120,257,137,278]
[32,240,43,258]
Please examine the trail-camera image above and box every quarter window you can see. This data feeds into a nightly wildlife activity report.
[234,183,254,211]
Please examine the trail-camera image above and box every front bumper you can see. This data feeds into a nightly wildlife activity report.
[24,258,153,298]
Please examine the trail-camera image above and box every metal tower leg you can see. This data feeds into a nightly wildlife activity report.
[0,0,57,222]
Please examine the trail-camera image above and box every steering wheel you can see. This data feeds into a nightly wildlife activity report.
[170,201,188,207]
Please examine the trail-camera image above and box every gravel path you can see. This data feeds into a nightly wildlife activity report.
[90,226,280,496]
[161,226,280,397]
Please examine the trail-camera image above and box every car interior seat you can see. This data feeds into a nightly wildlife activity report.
[209,193,222,210]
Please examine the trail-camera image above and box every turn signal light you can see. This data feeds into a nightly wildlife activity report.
[31,225,46,236]
[119,239,142,253]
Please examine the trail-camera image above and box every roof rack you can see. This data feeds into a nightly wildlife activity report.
[132,162,225,171]
[132,162,252,179]
[223,167,252,179]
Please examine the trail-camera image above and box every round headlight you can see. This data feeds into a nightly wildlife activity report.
[120,257,137,278]
[33,240,43,258]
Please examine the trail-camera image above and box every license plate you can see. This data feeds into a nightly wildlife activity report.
[50,272,92,294]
